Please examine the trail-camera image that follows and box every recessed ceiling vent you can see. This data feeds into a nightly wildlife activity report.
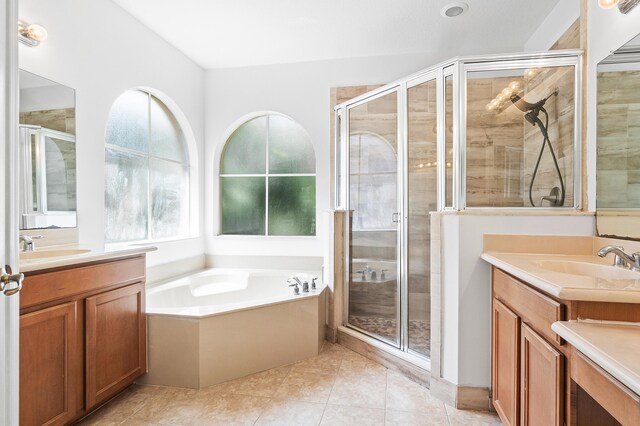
[441,2,469,18]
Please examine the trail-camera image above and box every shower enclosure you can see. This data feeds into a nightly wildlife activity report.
[334,50,582,361]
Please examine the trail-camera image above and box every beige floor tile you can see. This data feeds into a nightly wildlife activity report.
[219,365,291,397]
[191,393,271,426]
[128,387,207,425]
[445,404,502,426]
[327,372,387,409]
[255,398,326,425]
[273,370,336,403]
[339,351,388,377]
[385,372,445,414]
[320,404,385,426]
[118,420,161,426]
[385,409,449,426]
[291,350,344,375]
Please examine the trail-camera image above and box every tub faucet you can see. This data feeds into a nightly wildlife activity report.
[597,245,640,271]
[287,276,308,293]
[19,235,43,252]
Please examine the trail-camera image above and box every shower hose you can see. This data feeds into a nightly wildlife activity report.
[527,108,565,207]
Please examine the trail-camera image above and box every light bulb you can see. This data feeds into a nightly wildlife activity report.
[598,0,620,9]
[496,93,505,102]
[501,87,511,97]
[509,81,521,92]
[26,24,47,41]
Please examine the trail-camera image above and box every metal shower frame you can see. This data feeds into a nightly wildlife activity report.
[333,49,583,361]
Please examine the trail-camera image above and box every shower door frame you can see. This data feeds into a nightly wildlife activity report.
[343,85,404,350]
[341,69,442,360]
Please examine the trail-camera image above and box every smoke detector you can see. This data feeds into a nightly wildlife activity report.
[441,2,469,18]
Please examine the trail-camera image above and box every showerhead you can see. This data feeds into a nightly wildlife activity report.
[510,88,559,112]
[510,88,559,124]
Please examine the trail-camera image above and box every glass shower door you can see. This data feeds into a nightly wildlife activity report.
[347,90,401,346]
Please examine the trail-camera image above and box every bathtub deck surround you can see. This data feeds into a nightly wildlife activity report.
[78,342,501,425]
[141,268,326,389]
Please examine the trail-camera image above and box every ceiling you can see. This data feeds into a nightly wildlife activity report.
[111,0,561,69]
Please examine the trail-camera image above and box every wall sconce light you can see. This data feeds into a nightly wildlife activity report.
[599,0,640,14]
[18,21,48,47]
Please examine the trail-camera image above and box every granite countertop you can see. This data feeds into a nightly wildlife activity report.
[552,320,640,396]
[481,252,640,303]
[20,243,157,273]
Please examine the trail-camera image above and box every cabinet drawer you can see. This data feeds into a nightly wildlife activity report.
[21,256,145,309]
[493,267,564,344]
[571,348,640,426]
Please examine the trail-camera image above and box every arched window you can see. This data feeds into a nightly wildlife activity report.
[220,113,316,236]
[104,89,191,242]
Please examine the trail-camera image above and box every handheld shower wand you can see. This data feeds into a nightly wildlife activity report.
[510,89,565,207]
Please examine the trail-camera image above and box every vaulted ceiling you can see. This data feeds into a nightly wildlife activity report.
[111,0,561,69]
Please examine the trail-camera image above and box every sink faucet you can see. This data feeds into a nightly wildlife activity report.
[597,245,640,271]
[19,235,43,252]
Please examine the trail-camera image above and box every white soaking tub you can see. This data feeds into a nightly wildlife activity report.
[140,268,326,389]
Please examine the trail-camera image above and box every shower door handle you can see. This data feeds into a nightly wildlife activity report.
[392,213,400,223]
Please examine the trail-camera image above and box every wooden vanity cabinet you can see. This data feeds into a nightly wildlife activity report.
[491,267,565,426]
[491,266,640,426]
[19,255,147,426]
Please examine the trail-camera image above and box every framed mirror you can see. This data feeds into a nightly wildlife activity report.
[19,70,77,229]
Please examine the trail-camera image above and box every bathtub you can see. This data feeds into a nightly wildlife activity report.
[140,268,326,389]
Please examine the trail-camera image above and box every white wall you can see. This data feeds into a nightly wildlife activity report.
[19,85,74,112]
[443,214,595,387]
[18,0,205,267]
[525,0,580,51]
[586,2,640,211]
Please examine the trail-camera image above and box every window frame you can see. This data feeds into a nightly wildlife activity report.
[104,88,196,244]
[218,112,317,237]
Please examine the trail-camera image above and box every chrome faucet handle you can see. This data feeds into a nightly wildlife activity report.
[288,282,300,295]
[301,281,309,293]
[311,277,318,290]
[632,252,640,271]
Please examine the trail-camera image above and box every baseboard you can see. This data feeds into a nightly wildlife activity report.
[337,328,430,387]
[430,376,493,412]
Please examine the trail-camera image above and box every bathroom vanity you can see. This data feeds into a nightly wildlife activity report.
[483,236,640,426]
[19,248,153,426]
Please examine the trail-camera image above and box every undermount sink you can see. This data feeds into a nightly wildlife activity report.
[20,248,91,261]
[535,260,640,280]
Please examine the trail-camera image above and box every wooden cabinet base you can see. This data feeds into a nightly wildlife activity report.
[20,256,147,426]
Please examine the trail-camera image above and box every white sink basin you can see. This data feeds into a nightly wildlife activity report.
[535,260,640,280]
[20,248,91,261]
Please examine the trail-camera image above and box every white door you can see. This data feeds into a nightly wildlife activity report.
[1,0,21,424]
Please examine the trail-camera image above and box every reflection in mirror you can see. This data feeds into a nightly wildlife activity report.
[596,34,640,239]
[19,70,76,229]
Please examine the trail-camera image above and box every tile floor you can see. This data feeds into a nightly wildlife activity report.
[78,343,501,426]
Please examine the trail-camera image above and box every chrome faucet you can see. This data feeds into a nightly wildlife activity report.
[597,245,640,271]
[19,235,43,252]
[287,276,309,293]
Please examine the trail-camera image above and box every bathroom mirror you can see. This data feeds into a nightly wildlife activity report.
[596,34,640,239]
[19,70,77,229]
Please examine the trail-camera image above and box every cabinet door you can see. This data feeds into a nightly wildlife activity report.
[20,301,80,426]
[86,283,146,409]
[521,324,564,426]
[492,299,520,426]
